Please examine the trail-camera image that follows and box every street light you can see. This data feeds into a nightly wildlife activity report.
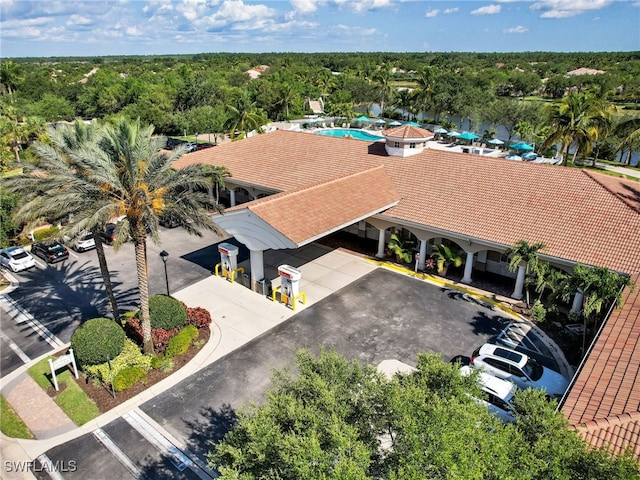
[159,250,170,296]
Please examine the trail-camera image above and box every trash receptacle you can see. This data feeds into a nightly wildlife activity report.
[242,272,250,288]
[257,278,271,296]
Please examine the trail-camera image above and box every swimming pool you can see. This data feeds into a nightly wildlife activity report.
[315,128,384,142]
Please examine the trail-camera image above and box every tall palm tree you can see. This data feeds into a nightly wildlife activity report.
[89,117,222,353]
[614,116,640,165]
[373,63,393,117]
[540,92,611,166]
[412,67,436,120]
[224,90,267,141]
[203,165,231,204]
[6,119,122,323]
[505,240,546,302]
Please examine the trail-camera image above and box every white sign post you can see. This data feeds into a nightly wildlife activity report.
[48,348,79,392]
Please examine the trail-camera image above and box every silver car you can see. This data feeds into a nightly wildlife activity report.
[0,247,36,272]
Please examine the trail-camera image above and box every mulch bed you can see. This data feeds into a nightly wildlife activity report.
[48,327,210,414]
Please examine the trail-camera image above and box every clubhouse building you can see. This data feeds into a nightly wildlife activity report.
[175,125,640,458]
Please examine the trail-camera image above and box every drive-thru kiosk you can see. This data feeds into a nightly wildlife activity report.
[272,264,306,310]
[214,242,244,283]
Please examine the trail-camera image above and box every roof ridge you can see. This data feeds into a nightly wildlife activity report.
[246,164,390,210]
[575,409,640,432]
[582,170,640,215]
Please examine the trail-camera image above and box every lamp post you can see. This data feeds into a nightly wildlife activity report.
[195,132,198,150]
[159,250,170,296]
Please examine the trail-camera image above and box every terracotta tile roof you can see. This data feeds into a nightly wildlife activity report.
[575,411,640,458]
[228,165,399,245]
[175,130,640,274]
[562,274,640,428]
[382,125,434,138]
[585,171,640,214]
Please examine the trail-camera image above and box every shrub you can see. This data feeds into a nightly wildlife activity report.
[33,226,60,242]
[529,300,547,323]
[149,295,187,330]
[83,339,152,383]
[186,306,212,328]
[123,316,179,354]
[151,355,174,372]
[113,367,147,392]
[71,318,125,366]
[165,325,199,358]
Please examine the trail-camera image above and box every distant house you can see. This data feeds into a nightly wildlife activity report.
[567,67,605,76]
[245,65,270,80]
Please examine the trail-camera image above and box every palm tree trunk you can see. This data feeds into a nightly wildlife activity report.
[91,226,119,323]
[133,222,154,354]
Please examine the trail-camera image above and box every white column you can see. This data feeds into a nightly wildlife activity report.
[250,249,264,292]
[461,251,474,284]
[418,240,427,270]
[229,189,237,207]
[208,186,214,200]
[570,289,584,314]
[511,264,526,300]
[376,228,386,258]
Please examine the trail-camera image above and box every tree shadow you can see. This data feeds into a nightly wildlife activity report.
[6,258,138,341]
[183,404,238,460]
[468,310,511,339]
[181,238,249,271]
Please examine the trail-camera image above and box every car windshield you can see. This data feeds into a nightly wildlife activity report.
[12,251,29,259]
[522,358,544,381]
[80,234,93,241]
[48,244,65,252]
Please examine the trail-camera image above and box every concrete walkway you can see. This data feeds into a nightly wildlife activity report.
[0,245,570,479]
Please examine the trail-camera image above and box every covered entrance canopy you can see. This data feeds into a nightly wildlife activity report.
[214,165,399,251]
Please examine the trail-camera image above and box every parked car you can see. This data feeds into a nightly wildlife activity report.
[0,247,36,272]
[72,231,95,252]
[31,241,69,264]
[470,343,569,399]
[185,142,198,152]
[460,365,517,423]
[99,223,118,245]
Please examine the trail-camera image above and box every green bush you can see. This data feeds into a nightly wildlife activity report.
[529,300,547,323]
[150,355,174,372]
[83,338,152,383]
[71,318,125,366]
[113,366,147,392]
[149,294,187,330]
[165,325,199,358]
[33,226,60,242]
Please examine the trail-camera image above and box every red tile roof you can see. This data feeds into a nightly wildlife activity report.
[382,125,434,138]
[585,171,640,214]
[176,130,640,274]
[563,274,640,458]
[229,166,399,245]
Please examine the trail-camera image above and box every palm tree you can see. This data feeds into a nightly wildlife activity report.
[430,243,463,276]
[614,116,640,165]
[224,90,267,141]
[540,92,611,166]
[505,240,546,302]
[203,165,231,203]
[412,67,436,120]
[6,119,122,323]
[373,63,393,117]
[89,117,222,353]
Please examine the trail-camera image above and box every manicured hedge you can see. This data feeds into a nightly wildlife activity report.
[165,325,199,358]
[113,366,147,392]
[149,294,187,330]
[71,318,125,366]
[186,306,212,328]
[83,339,151,383]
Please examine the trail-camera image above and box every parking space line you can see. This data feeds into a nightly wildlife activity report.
[0,295,64,349]
[35,454,65,480]
[93,428,147,480]
[0,330,31,363]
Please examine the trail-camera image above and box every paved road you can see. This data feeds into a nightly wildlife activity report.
[0,226,230,376]
[37,268,513,478]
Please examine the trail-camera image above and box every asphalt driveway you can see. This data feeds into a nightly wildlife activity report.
[141,268,513,460]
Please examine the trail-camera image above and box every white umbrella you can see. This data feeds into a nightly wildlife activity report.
[487,138,504,145]
[447,131,461,137]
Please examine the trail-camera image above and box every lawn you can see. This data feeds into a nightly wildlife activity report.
[28,357,100,426]
[0,396,34,439]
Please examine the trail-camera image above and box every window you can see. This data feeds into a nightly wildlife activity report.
[394,141,400,148]
[409,142,416,149]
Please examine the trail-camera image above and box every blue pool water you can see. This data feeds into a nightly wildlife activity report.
[316,128,384,142]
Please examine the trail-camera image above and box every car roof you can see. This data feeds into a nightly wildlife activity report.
[461,365,516,400]
[5,246,26,253]
[479,343,527,367]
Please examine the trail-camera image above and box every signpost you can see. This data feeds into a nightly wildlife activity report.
[49,348,79,392]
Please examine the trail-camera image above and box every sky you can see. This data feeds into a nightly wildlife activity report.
[1,0,639,58]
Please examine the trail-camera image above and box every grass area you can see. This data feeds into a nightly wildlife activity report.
[0,396,34,439]
[28,357,100,426]
[569,162,640,181]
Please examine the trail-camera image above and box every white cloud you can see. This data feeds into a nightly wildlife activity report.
[199,0,276,28]
[443,8,458,14]
[333,0,393,14]
[290,0,322,14]
[330,23,377,36]
[426,6,457,18]
[530,0,612,19]
[504,25,529,33]
[66,14,94,27]
[425,9,438,18]
[471,4,502,15]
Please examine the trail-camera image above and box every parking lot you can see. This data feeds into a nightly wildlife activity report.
[35,260,519,479]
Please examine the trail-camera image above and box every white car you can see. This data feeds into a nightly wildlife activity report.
[72,232,96,252]
[470,343,569,399]
[0,247,36,272]
[460,365,517,423]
